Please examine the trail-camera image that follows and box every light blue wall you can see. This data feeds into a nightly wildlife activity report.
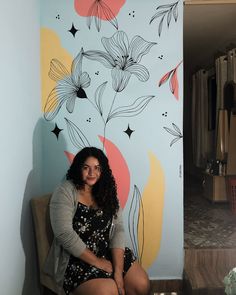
[0,1,41,294]
[41,0,184,279]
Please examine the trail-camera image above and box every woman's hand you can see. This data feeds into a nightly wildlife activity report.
[114,271,125,295]
[94,257,113,273]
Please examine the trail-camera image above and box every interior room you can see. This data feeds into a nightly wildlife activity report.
[183,1,236,294]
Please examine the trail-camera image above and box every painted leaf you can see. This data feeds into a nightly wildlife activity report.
[99,136,130,209]
[65,118,90,149]
[169,69,179,100]
[159,70,173,87]
[108,95,155,121]
[138,152,165,269]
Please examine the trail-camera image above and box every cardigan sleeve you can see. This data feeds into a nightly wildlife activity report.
[49,182,86,257]
[109,207,125,250]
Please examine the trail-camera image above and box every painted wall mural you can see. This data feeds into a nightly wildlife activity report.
[40,0,183,279]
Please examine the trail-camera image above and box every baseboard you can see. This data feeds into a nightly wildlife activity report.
[150,279,183,293]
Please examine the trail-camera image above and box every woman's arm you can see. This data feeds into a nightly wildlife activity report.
[112,248,125,295]
[50,184,86,257]
[109,207,125,250]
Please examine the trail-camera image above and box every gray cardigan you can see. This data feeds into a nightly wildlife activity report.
[44,180,125,293]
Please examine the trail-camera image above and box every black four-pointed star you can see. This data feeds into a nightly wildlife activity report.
[68,23,79,37]
[124,124,134,138]
[51,123,63,140]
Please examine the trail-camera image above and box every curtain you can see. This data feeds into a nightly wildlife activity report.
[192,69,209,168]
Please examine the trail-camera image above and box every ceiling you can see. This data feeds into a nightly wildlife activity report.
[184,3,236,76]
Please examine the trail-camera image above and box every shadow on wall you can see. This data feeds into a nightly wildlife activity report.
[20,117,68,295]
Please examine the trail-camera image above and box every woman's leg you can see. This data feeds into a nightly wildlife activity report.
[72,278,119,295]
[124,262,150,295]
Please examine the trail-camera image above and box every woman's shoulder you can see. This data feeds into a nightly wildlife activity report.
[52,180,77,200]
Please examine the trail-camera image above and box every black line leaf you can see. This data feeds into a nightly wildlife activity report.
[128,186,139,258]
[167,8,173,27]
[94,81,107,116]
[95,15,102,32]
[170,136,181,147]
[65,118,90,148]
[135,185,144,263]
[158,15,165,36]
[156,4,173,10]
[172,123,182,136]
[150,1,179,36]
[163,126,180,137]
[173,3,178,21]
[86,1,97,30]
[100,1,118,30]
[128,185,144,263]
[108,95,155,121]
[149,10,168,24]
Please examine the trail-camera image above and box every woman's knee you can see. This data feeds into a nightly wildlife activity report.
[124,262,150,295]
[73,278,118,295]
[135,275,150,295]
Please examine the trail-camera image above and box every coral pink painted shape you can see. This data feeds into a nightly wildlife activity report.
[74,0,126,20]
[170,70,179,100]
[99,136,130,209]
[64,151,75,164]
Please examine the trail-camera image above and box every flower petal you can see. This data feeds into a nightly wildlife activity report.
[86,1,97,29]
[79,72,91,88]
[102,31,129,62]
[126,64,149,82]
[83,50,115,69]
[49,59,70,82]
[71,48,83,84]
[111,67,131,92]
[44,86,73,121]
[66,96,76,113]
[129,36,156,63]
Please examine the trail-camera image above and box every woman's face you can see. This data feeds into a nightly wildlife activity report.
[81,156,102,187]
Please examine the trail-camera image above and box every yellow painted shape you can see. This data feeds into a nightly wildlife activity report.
[138,152,165,270]
[41,28,72,111]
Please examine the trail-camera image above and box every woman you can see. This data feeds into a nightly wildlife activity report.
[44,147,150,295]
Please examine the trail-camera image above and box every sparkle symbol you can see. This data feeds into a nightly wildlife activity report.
[68,23,79,37]
[51,123,63,139]
[124,124,134,138]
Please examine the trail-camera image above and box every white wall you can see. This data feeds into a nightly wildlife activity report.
[0,1,41,294]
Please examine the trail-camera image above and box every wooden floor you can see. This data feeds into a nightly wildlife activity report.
[183,176,236,294]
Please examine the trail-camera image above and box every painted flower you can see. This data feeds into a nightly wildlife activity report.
[83,31,156,92]
[74,0,125,31]
[44,48,91,121]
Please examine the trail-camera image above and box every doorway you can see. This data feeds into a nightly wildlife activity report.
[183,0,236,249]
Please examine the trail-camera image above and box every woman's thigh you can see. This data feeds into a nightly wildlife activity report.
[72,278,119,295]
[124,262,150,295]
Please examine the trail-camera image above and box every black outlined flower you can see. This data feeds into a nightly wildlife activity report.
[84,31,156,92]
[44,48,91,121]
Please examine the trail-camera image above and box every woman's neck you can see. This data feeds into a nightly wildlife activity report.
[78,185,97,207]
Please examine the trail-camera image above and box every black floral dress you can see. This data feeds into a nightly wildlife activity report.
[63,202,136,294]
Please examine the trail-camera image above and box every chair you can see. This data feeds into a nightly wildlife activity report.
[31,194,58,295]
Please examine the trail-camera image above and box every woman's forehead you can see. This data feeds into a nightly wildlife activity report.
[83,156,100,165]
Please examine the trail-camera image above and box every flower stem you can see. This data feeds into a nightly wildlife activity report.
[102,91,118,149]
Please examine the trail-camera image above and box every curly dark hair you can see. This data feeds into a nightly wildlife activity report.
[66,147,119,216]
